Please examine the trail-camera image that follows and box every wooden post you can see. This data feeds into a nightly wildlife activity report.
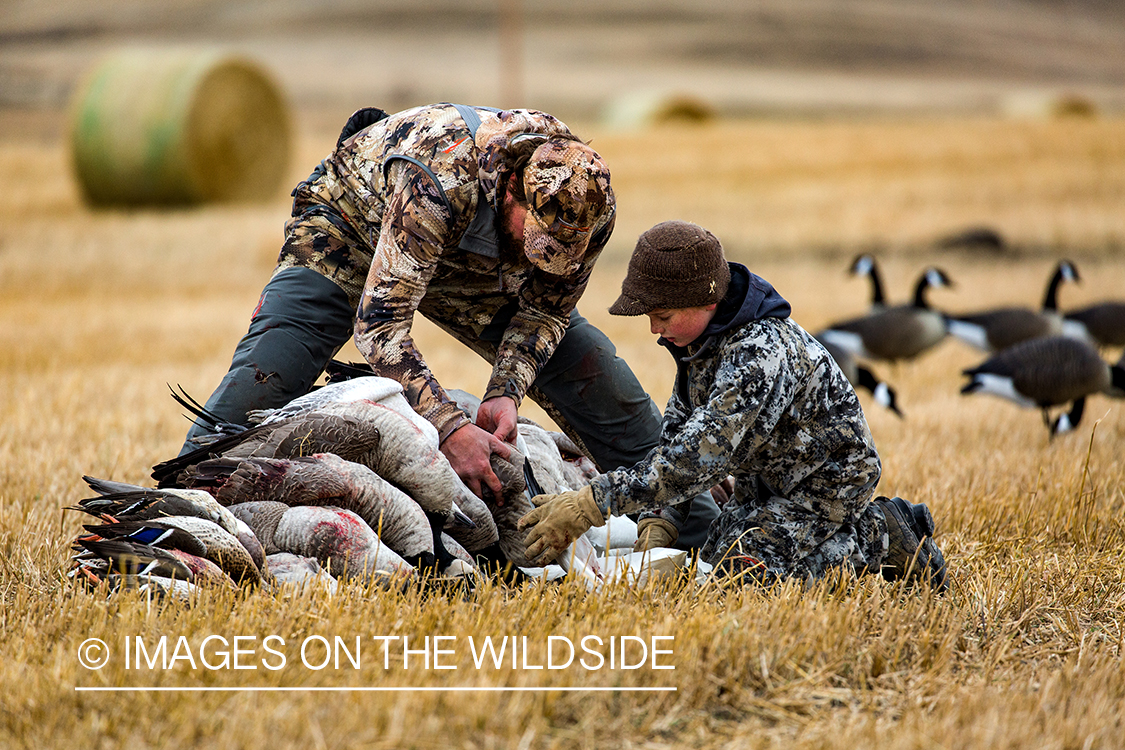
[499,0,524,108]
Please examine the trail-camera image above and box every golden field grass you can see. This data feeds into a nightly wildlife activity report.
[1,110,1124,749]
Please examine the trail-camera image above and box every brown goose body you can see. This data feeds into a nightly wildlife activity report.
[817,267,952,363]
[1066,301,1125,348]
[949,307,1064,351]
[948,260,1083,352]
[961,335,1125,435]
[962,336,1111,407]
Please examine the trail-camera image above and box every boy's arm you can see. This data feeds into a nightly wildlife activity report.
[590,330,795,517]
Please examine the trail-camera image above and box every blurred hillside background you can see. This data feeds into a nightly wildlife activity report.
[3,0,1125,134]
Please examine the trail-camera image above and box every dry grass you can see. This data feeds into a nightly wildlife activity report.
[1,111,1124,749]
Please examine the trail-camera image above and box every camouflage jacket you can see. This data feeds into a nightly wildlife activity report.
[280,103,615,442]
[591,264,882,529]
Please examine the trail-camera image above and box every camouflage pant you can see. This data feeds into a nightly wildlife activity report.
[701,484,888,584]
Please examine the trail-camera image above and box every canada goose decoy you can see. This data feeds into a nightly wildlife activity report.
[177,453,437,571]
[227,501,415,582]
[935,226,1007,253]
[815,337,904,417]
[946,260,1086,352]
[849,253,887,311]
[817,267,953,363]
[960,336,1125,436]
[1065,301,1125,349]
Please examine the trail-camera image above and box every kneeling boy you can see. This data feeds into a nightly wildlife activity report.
[519,220,946,589]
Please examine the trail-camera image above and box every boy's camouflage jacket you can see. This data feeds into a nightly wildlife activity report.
[277,103,615,442]
[591,265,882,545]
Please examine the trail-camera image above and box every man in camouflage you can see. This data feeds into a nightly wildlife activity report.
[181,103,719,543]
[520,220,948,589]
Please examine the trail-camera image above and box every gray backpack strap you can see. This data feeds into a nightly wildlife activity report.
[450,103,482,136]
[382,155,454,216]
[448,104,503,258]
[449,103,501,137]
[384,104,506,257]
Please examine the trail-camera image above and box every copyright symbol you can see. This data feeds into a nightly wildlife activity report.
[78,638,109,670]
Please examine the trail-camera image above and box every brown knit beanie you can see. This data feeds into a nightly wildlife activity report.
[608,220,730,316]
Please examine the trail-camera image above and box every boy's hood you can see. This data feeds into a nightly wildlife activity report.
[661,262,791,356]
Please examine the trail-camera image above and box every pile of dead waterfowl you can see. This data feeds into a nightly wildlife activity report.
[66,365,666,600]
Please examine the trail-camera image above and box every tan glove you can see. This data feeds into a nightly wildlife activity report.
[633,516,679,552]
[518,485,605,566]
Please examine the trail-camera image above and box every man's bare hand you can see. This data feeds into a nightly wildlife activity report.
[441,422,512,500]
[476,396,518,445]
[710,475,736,506]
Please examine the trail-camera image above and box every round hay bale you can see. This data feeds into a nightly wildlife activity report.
[69,48,291,207]
[1001,90,1099,121]
[601,91,715,130]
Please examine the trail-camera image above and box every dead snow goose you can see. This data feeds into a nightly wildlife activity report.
[226,500,415,582]
[266,552,339,594]
[252,378,497,544]
[176,453,436,569]
[247,376,404,425]
[153,404,476,531]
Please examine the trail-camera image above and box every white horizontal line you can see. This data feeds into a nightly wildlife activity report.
[75,686,677,692]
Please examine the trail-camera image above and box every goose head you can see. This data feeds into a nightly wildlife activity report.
[1042,259,1080,311]
[913,267,954,309]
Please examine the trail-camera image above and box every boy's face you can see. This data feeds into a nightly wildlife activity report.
[645,304,718,347]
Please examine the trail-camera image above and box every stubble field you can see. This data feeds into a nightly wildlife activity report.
[1,110,1124,748]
